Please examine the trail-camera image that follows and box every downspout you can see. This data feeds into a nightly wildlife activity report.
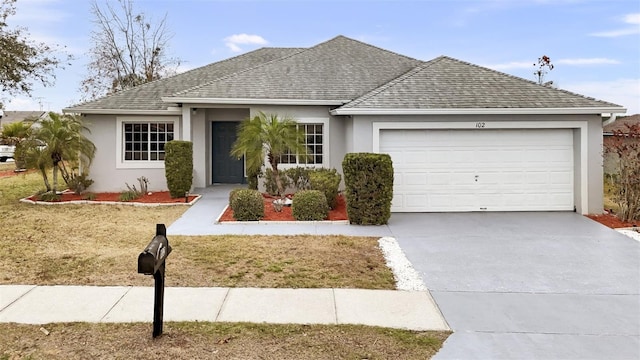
[602,113,618,127]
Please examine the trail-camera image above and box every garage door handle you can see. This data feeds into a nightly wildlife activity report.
[475,175,479,182]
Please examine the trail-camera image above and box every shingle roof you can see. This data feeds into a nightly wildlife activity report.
[65,47,305,111]
[340,56,622,110]
[66,36,624,113]
[604,114,639,134]
[0,111,46,128]
[168,36,421,101]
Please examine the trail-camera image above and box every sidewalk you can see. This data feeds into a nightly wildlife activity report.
[0,285,449,331]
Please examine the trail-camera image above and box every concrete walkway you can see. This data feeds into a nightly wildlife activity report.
[0,285,449,331]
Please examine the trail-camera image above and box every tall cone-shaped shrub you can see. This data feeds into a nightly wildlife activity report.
[165,141,193,198]
[342,153,394,225]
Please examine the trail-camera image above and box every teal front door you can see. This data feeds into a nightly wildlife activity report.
[212,122,244,183]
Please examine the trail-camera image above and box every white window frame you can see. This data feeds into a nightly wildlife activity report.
[116,116,180,169]
[277,117,329,169]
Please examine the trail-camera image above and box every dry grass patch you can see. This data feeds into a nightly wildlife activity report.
[170,235,394,288]
[0,323,450,360]
[0,171,395,289]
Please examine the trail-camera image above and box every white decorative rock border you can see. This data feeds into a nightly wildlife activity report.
[378,237,427,291]
[616,227,640,242]
[20,194,202,207]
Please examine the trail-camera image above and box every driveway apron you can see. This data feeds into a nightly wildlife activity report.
[389,212,640,360]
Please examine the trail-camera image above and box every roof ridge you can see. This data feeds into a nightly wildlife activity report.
[330,35,422,63]
[344,57,445,108]
[440,56,621,107]
[69,47,303,109]
[170,47,309,97]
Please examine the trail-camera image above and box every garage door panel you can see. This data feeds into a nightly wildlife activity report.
[381,129,574,212]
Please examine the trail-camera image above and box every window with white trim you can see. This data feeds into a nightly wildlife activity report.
[123,122,174,161]
[280,123,324,164]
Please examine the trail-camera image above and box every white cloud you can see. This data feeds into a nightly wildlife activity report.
[590,12,640,37]
[223,34,268,53]
[556,58,620,65]
[563,78,640,115]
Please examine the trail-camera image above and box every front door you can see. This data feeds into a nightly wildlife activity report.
[212,122,244,183]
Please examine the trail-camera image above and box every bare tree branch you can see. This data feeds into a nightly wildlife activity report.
[81,0,181,100]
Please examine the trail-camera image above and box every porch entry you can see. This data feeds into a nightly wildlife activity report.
[212,121,244,183]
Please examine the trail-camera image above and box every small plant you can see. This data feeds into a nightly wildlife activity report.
[309,168,341,209]
[285,167,311,192]
[263,168,291,196]
[292,190,328,221]
[119,190,139,202]
[67,172,94,195]
[82,192,97,201]
[37,192,61,202]
[230,189,264,221]
[124,176,149,198]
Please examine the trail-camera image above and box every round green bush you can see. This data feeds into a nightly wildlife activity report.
[292,190,329,221]
[230,189,264,221]
[309,168,341,209]
[342,153,394,225]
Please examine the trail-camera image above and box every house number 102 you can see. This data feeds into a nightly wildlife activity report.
[475,122,486,128]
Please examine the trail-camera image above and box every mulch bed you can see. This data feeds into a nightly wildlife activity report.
[586,212,638,229]
[0,168,32,178]
[219,194,348,222]
[25,191,198,204]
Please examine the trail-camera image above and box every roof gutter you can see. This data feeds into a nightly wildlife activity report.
[162,97,349,106]
[330,107,627,116]
[62,108,182,116]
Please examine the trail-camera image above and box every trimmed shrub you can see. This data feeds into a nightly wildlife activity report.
[342,153,394,225]
[309,168,341,209]
[230,189,264,221]
[292,190,328,221]
[228,188,245,204]
[165,141,193,198]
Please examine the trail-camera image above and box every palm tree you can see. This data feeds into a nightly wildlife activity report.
[30,113,96,193]
[230,112,307,196]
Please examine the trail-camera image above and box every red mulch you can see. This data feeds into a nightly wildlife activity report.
[26,191,198,204]
[220,194,348,222]
[0,168,33,178]
[587,212,638,229]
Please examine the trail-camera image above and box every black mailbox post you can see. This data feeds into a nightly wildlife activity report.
[138,224,172,338]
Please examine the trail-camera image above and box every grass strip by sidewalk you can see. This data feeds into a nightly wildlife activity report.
[0,165,395,289]
[0,323,450,360]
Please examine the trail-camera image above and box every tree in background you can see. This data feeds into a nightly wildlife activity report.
[0,119,35,169]
[230,112,307,197]
[81,0,181,100]
[533,55,554,86]
[0,0,71,96]
[604,123,640,222]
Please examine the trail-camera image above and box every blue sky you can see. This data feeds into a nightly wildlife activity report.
[4,0,640,114]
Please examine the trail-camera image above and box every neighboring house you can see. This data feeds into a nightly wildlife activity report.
[64,35,626,214]
[0,110,47,131]
[603,114,639,175]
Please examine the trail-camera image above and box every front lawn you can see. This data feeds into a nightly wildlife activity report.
[0,323,449,359]
[0,168,395,289]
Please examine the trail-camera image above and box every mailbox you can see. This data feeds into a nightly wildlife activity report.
[138,223,172,338]
[138,224,172,275]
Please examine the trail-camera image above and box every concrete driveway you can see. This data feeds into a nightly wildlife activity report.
[389,212,640,360]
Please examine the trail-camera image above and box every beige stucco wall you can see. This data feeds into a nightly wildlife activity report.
[83,114,171,193]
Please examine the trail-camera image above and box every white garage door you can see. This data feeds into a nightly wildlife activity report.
[380,129,574,212]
